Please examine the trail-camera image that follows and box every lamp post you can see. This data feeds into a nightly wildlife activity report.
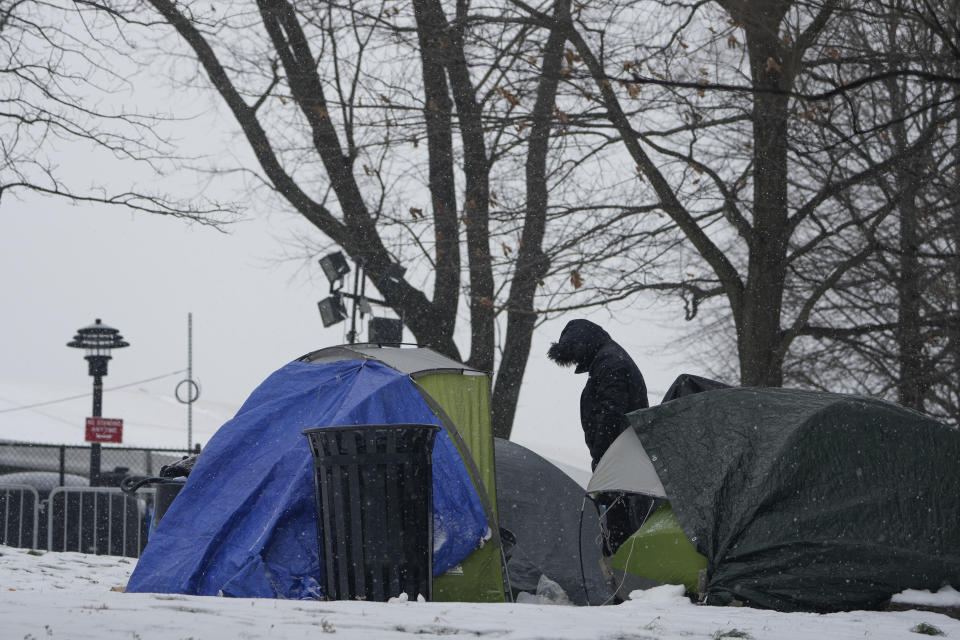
[67,318,129,486]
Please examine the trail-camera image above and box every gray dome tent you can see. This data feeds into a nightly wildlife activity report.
[494,438,610,605]
[591,382,960,612]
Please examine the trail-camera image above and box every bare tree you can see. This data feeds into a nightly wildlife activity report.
[0,0,228,221]
[83,0,667,438]
[511,0,957,394]
[782,2,960,422]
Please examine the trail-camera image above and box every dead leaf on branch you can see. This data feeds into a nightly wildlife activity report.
[409,207,424,219]
[570,270,583,289]
[564,49,582,66]
[379,94,391,104]
[495,86,520,107]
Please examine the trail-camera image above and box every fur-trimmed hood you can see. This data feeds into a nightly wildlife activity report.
[547,319,611,374]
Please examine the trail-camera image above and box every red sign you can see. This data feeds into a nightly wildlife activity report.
[85,417,123,443]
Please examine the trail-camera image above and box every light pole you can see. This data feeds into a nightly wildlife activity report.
[67,318,129,486]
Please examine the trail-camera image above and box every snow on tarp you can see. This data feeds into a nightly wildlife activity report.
[127,359,488,599]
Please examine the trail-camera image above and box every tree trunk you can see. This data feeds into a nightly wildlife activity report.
[413,0,461,342]
[417,0,496,374]
[894,185,925,410]
[490,0,567,439]
[737,9,791,387]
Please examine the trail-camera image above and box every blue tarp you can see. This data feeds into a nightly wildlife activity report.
[127,359,489,599]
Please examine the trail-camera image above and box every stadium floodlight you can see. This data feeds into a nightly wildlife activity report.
[368,317,403,345]
[376,262,406,293]
[318,294,348,328]
[319,251,351,288]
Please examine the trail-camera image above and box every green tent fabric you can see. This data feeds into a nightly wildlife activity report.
[611,502,706,593]
[628,387,960,612]
[416,373,504,602]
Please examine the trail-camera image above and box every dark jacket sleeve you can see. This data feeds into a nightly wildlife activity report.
[586,364,632,468]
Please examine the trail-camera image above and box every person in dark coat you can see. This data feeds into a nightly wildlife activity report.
[547,319,649,468]
[547,319,651,555]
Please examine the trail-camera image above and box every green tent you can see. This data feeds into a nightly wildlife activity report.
[609,502,706,594]
[299,344,506,602]
[589,383,960,612]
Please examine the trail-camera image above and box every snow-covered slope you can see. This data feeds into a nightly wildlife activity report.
[1,545,958,640]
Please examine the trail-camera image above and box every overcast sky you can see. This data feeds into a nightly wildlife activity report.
[0,186,702,468]
[0,19,702,469]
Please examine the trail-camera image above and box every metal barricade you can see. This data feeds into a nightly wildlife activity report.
[47,486,154,557]
[0,484,39,549]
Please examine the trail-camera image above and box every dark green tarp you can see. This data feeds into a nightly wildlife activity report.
[629,386,960,612]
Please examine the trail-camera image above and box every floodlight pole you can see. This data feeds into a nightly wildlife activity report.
[347,260,362,344]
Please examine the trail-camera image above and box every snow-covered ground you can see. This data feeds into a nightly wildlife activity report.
[2,545,958,640]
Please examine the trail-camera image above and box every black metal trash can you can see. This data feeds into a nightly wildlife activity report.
[303,423,440,602]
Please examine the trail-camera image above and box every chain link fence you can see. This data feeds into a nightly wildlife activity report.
[0,441,196,557]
